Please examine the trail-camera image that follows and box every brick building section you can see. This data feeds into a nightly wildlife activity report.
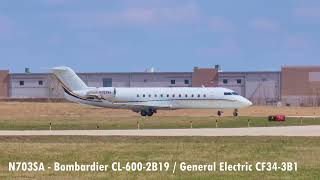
[281,66,320,106]
[0,70,9,98]
[192,67,218,87]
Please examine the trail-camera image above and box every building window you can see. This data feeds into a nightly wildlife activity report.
[38,80,43,86]
[19,81,24,86]
[144,79,147,83]
[223,79,228,84]
[237,79,242,84]
[103,78,112,87]
[184,80,189,84]
[171,80,175,85]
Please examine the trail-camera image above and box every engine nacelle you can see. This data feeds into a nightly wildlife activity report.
[96,87,116,100]
[84,87,116,101]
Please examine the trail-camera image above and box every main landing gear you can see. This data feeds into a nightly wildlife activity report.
[140,109,157,117]
[217,109,239,117]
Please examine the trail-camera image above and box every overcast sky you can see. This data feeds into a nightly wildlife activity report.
[0,0,320,72]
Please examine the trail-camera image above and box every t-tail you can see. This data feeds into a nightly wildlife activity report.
[51,66,113,103]
[51,66,88,92]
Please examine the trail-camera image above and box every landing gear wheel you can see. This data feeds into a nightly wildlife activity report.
[147,110,154,116]
[233,109,238,117]
[140,111,147,116]
[217,110,222,116]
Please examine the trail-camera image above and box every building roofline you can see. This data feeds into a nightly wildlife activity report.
[219,71,280,74]
[282,65,320,69]
[10,71,282,76]
[10,72,193,76]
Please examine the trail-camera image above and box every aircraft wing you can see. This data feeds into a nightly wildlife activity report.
[113,101,173,109]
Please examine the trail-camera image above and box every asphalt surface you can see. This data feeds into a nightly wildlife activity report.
[1,125,320,136]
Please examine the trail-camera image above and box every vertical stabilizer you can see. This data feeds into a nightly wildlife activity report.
[51,66,88,91]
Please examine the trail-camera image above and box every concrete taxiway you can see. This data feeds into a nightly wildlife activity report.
[0,125,320,136]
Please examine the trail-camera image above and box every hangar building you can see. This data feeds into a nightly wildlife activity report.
[0,66,319,106]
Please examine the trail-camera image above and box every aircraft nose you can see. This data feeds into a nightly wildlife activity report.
[243,98,252,107]
[239,97,252,107]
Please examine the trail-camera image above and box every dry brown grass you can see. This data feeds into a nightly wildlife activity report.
[0,102,319,119]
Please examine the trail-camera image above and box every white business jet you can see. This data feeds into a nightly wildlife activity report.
[52,66,252,116]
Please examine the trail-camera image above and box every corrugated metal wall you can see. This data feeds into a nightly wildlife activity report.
[281,66,320,106]
[192,67,218,87]
[219,72,280,105]
[6,67,320,106]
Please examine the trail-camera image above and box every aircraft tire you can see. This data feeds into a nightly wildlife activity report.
[147,110,154,116]
[140,111,147,116]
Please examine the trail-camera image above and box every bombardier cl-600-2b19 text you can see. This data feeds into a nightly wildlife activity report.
[51,66,252,116]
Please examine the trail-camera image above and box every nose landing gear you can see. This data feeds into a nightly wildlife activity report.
[233,109,238,117]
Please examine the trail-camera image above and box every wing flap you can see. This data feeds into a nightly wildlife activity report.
[113,101,172,108]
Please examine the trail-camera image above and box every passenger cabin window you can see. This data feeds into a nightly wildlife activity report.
[38,80,43,86]
[172,94,175,98]
[154,94,157,97]
[191,94,194,98]
[148,94,151,97]
[184,80,189,84]
[160,94,163,97]
[179,94,181,98]
[197,94,200,98]
[137,94,139,97]
[167,94,169,97]
[223,79,228,84]
[185,94,188,98]
[224,92,232,95]
[19,81,24,86]
[237,79,242,84]
[203,94,206,98]
[171,80,175,85]
[143,94,146,97]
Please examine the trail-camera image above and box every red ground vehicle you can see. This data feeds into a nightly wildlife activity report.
[268,115,286,121]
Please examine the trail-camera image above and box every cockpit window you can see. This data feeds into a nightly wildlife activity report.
[224,92,239,95]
